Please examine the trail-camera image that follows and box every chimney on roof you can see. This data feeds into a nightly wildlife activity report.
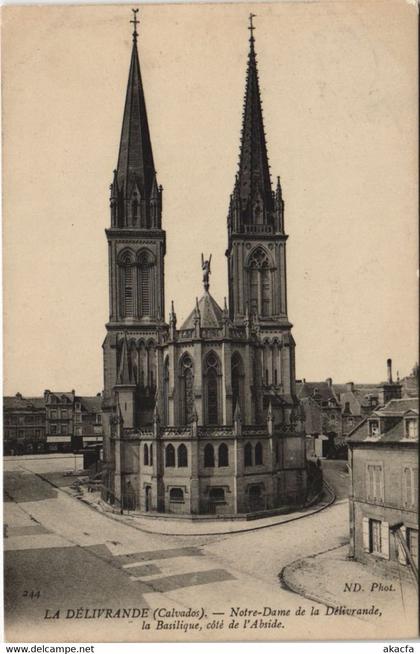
[346,382,354,392]
[302,378,306,383]
[15,392,22,399]
[387,358,393,384]
[326,377,332,388]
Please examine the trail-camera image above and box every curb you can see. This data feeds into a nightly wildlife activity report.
[29,470,337,538]
[278,544,373,624]
[79,480,336,537]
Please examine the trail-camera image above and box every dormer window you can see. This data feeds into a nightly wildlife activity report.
[369,420,380,437]
[405,418,418,439]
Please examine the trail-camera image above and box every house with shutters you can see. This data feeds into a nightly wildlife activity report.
[101,14,308,516]
[347,398,418,583]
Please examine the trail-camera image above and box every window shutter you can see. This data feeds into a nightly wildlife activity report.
[397,526,407,565]
[402,468,407,507]
[362,517,370,552]
[379,467,384,502]
[413,468,418,508]
[381,521,390,559]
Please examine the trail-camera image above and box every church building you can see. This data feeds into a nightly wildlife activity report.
[101,13,308,516]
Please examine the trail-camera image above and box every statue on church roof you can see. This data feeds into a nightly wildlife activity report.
[201,253,212,291]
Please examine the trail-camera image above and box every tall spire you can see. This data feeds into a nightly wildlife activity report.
[236,14,273,225]
[116,10,156,202]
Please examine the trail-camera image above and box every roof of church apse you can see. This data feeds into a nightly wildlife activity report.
[180,291,225,330]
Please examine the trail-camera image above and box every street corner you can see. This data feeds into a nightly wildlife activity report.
[280,544,418,627]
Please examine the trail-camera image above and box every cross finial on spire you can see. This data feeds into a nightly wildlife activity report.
[248,13,256,41]
[130,8,139,43]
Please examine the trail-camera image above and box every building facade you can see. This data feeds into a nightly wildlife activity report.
[3,394,46,455]
[3,391,103,454]
[348,398,418,583]
[299,359,405,457]
[101,16,308,516]
[44,391,103,451]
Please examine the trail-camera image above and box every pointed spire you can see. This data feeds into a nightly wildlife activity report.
[169,300,177,339]
[117,333,133,385]
[235,14,273,225]
[234,400,242,422]
[195,297,201,318]
[169,299,176,322]
[223,296,228,316]
[116,11,156,203]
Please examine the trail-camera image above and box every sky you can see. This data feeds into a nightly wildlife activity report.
[2,1,418,396]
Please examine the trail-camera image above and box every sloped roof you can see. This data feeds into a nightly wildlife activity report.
[347,397,419,444]
[296,381,339,404]
[80,396,102,414]
[376,398,418,415]
[181,292,225,330]
[4,396,45,411]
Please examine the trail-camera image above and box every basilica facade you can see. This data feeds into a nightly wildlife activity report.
[101,14,308,516]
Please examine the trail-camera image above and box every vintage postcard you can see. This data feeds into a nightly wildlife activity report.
[2,1,418,644]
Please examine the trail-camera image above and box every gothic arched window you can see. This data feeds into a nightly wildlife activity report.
[255,442,263,465]
[204,443,215,468]
[180,354,194,425]
[218,443,229,467]
[247,247,272,318]
[118,250,135,318]
[178,444,188,468]
[231,352,244,419]
[165,444,175,467]
[150,443,153,466]
[244,442,253,467]
[143,444,149,466]
[204,352,221,425]
[137,250,154,318]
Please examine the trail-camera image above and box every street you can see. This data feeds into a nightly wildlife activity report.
[3,461,402,642]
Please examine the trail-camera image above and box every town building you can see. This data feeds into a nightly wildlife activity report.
[3,391,103,454]
[44,391,103,451]
[101,15,308,516]
[298,359,404,457]
[3,394,46,455]
[348,397,418,583]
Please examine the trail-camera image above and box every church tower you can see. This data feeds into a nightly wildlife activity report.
[226,16,296,406]
[103,11,166,435]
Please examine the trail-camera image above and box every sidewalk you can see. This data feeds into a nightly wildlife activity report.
[60,479,335,537]
[281,544,418,628]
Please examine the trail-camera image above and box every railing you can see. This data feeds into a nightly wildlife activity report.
[162,427,192,438]
[178,329,194,339]
[201,328,221,338]
[198,426,234,438]
[242,425,267,435]
[242,224,274,234]
[122,428,153,439]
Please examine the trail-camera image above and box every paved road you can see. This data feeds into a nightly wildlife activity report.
[321,459,350,500]
[4,464,386,643]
